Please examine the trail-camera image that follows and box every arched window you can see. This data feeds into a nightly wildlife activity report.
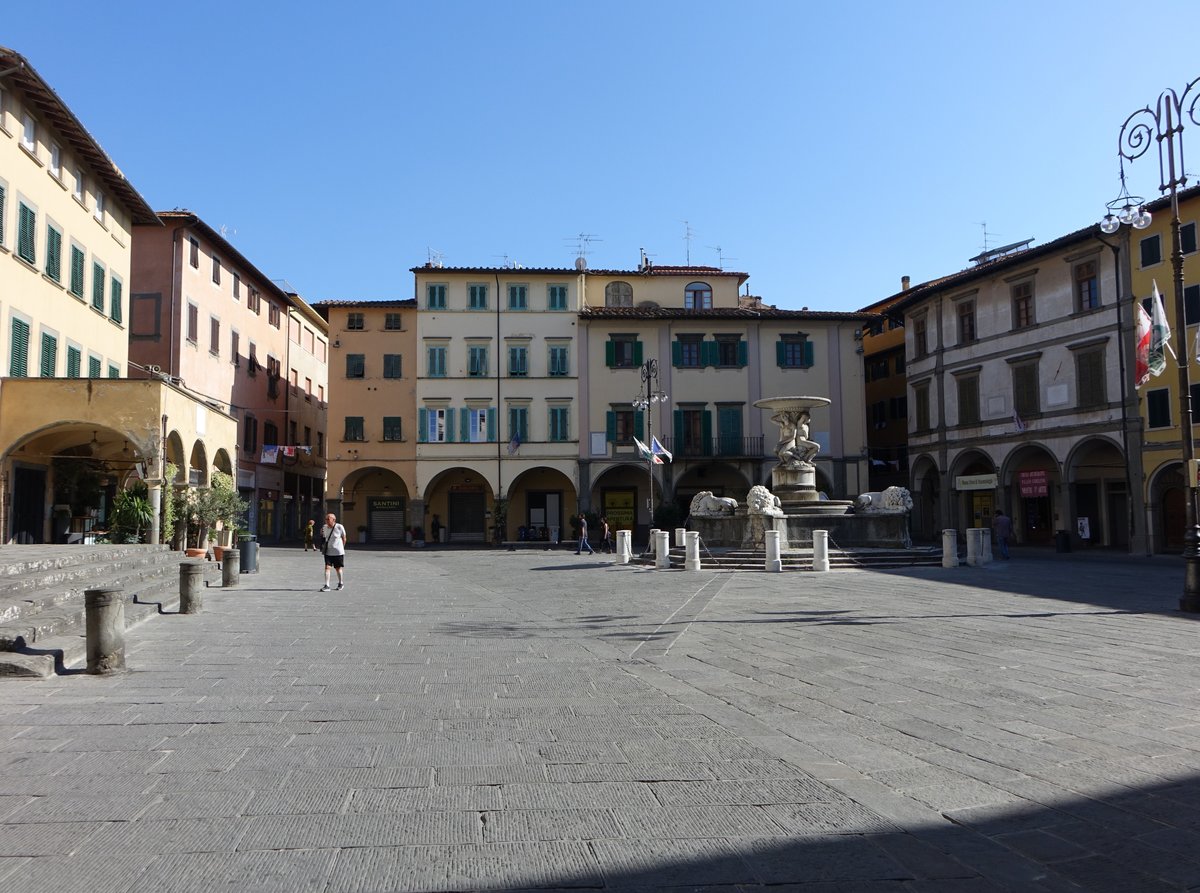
[685,282,712,309]
[605,281,633,307]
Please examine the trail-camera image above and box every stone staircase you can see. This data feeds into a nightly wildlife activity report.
[632,544,944,571]
[0,545,219,678]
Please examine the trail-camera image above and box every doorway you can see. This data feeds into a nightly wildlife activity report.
[12,466,46,544]
[448,491,486,543]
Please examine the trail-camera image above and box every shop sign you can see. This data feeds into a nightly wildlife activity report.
[1019,469,1048,497]
[955,474,997,491]
[370,498,405,511]
[604,490,636,531]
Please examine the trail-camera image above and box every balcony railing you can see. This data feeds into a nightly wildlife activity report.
[660,435,765,459]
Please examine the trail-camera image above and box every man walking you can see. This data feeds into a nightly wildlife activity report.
[992,509,1013,560]
[575,513,594,555]
[321,512,348,590]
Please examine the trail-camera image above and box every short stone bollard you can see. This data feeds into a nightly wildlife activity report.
[616,530,631,565]
[179,560,204,614]
[942,529,959,568]
[221,548,241,587]
[982,530,994,563]
[812,529,830,572]
[648,528,659,556]
[655,530,671,569]
[85,587,125,674]
[675,527,686,548]
[765,530,782,572]
[685,531,701,571]
[965,528,979,566]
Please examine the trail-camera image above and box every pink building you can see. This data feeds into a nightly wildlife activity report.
[130,212,328,540]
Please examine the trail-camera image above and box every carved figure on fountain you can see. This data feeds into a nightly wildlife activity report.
[747,485,785,518]
[853,486,913,514]
[689,491,739,518]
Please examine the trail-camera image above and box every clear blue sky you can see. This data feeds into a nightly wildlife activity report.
[6,1,1199,309]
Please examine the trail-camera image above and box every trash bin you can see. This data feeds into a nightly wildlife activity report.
[1054,530,1071,553]
[238,534,259,573]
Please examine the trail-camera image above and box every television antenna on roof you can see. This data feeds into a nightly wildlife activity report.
[683,220,696,265]
[565,233,602,268]
[707,245,737,270]
[426,248,445,268]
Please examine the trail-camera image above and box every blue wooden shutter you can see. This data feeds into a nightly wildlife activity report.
[487,408,496,441]
[460,407,470,441]
[418,408,428,442]
[445,408,456,442]
[606,411,616,442]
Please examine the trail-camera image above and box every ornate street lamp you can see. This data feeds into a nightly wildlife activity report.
[1104,77,1200,610]
[632,359,668,529]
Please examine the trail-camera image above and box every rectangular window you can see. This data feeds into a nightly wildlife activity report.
[317,431,324,455]
[269,303,281,328]
[716,336,744,367]
[110,278,123,324]
[548,284,568,310]
[344,417,365,441]
[1183,222,1197,256]
[264,421,279,448]
[108,364,120,379]
[1141,234,1162,267]
[39,332,57,378]
[1012,282,1033,329]
[232,273,241,300]
[508,345,528,376]
[91,262,105,311]
[16,202,36,265]
[1076,261,1100,311]
[549,406,569,442]
[231,330,240,365]
[426,284,446,309]
[67,345,81,378]
[248,288,261,313]
[1013,363,1040,418]
[609,408,637,444]
[210,317,220,355]
[426,408,447,442]
[676,335,703,368]
[212,255,221,285]
[913,317,928,359]
[890,395,907,420]
[468,284,488,309]
[304,426,311,446]
[382,417,403,441]
[777,335,814,369]
[21,112,35,151]
[957,376,980,425]
[958,301,977,343]
[871,401,887,426]
[346,353,365,378]
[1186,285,1200,326]
[468,345,488,377]
[73,167,84,203]
[468,408,491,443]
[243,415,258,452]
[70,245,85,297]
[49,142,61,179]
[187,303,199,343]
[1076,350,1106,408]
[0,182,6,247]
[189,237,199,267]
[45,224,62,282]
[88,356,101,379]
[548,344,569,377]
[305,377,311,397]
[384,312,403,330]
[289,420,298,445]
[508,284,528,310]
[508,406,529,441]
[607,335,641,369]
[383,353,402,378]
[1147,388,1171,428]
[427,345,446,377]
[346,312,365,330]
[914,384,930,431]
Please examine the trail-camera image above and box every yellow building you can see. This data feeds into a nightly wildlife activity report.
[859,282,915,492]
[0,47,235,543]
[1129,184,1200,552]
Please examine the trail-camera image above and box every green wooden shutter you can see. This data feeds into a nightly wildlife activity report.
[45,226,62,281]
[701,410,713,456]
[446,408,457,442]
[605,340,615,367]
[634,412,644,441]
[67,346,81,378]
[606,411,616,442]
[0,184,5,245]
[702,340,719,367]
[89,356,101,379]
[9,320,29,378]
[460,407,470,441]
[738,340,748,367]
[110,279,123,323]
[92,263,105,310]
[633,340,644,365]
[418,408,428,442]
[776,340,787,367]
[16,203,35,264]
[673,409,683,448]
[671,339,683,367]
[40,333,56,377]
[70,247,85,296]
[487,408,496,441]
[804,341,814,368]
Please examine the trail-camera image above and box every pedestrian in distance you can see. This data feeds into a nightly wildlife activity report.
[992,509,1013,560]
[304,519,315,551]
[320,512,348,590]
[599,516,612,553]
[430,514,442,544]
[575,513,595,555]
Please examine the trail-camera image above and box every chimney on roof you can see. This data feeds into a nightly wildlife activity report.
[901,275,911,291]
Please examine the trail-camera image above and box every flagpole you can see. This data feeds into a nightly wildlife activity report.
[634,359,668,545]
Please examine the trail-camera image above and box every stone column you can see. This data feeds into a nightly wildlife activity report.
[685,531,700,571]
[982,528,993,563]
[616,529,631,565]
[965,528,979,566]
[179,561,203,613]
[221,549,240,587]
[655,530,671,569]
[675,527,686,548]
[148,482,162,546]
[765,530,782,572]
[942,529,959,567]
[648,528,659,556]
[812,529,830,572]
[85,587,125,674]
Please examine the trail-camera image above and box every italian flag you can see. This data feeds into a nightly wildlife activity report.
[1135,295,1153,388]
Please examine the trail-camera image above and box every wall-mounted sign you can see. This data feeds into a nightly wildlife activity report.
[955,474,997,491]
[1019,469,1048,498]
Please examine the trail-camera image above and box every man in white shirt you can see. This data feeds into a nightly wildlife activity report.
[320,513,348,591]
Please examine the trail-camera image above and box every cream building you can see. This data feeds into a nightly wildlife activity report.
[0,47,235,543]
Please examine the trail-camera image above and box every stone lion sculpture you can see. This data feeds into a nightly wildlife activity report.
[853,486,913,514]
[746,485,785,517]
[689,491,738,517]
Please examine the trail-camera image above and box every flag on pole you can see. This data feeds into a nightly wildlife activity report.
[1012,412,1027,434]
[507,430,521,455]
[650,436,673,463]
[1135,294,1153,388]
[1149,279,1174,376]
[634,436,662,464]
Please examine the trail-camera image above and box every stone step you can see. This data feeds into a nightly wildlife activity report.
[0,546,183,602]
[633,546,943,571]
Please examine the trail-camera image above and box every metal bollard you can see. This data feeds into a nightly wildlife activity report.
[765,530,782,572]
[812,529,830,572]
[675,527,686,548]
[221,549,241,587]
[616,530,631,565]
[179,561,204,614]
[942,529,959,568]
[685,531,701,571]
[85,587,125,674]
[655,530,671,569]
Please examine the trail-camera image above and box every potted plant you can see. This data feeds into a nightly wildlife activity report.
[109,482,153,544]
[184,471,248,559]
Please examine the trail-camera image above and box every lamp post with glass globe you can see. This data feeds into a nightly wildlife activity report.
[632,359,668,533]
[1103,76,1200,611]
